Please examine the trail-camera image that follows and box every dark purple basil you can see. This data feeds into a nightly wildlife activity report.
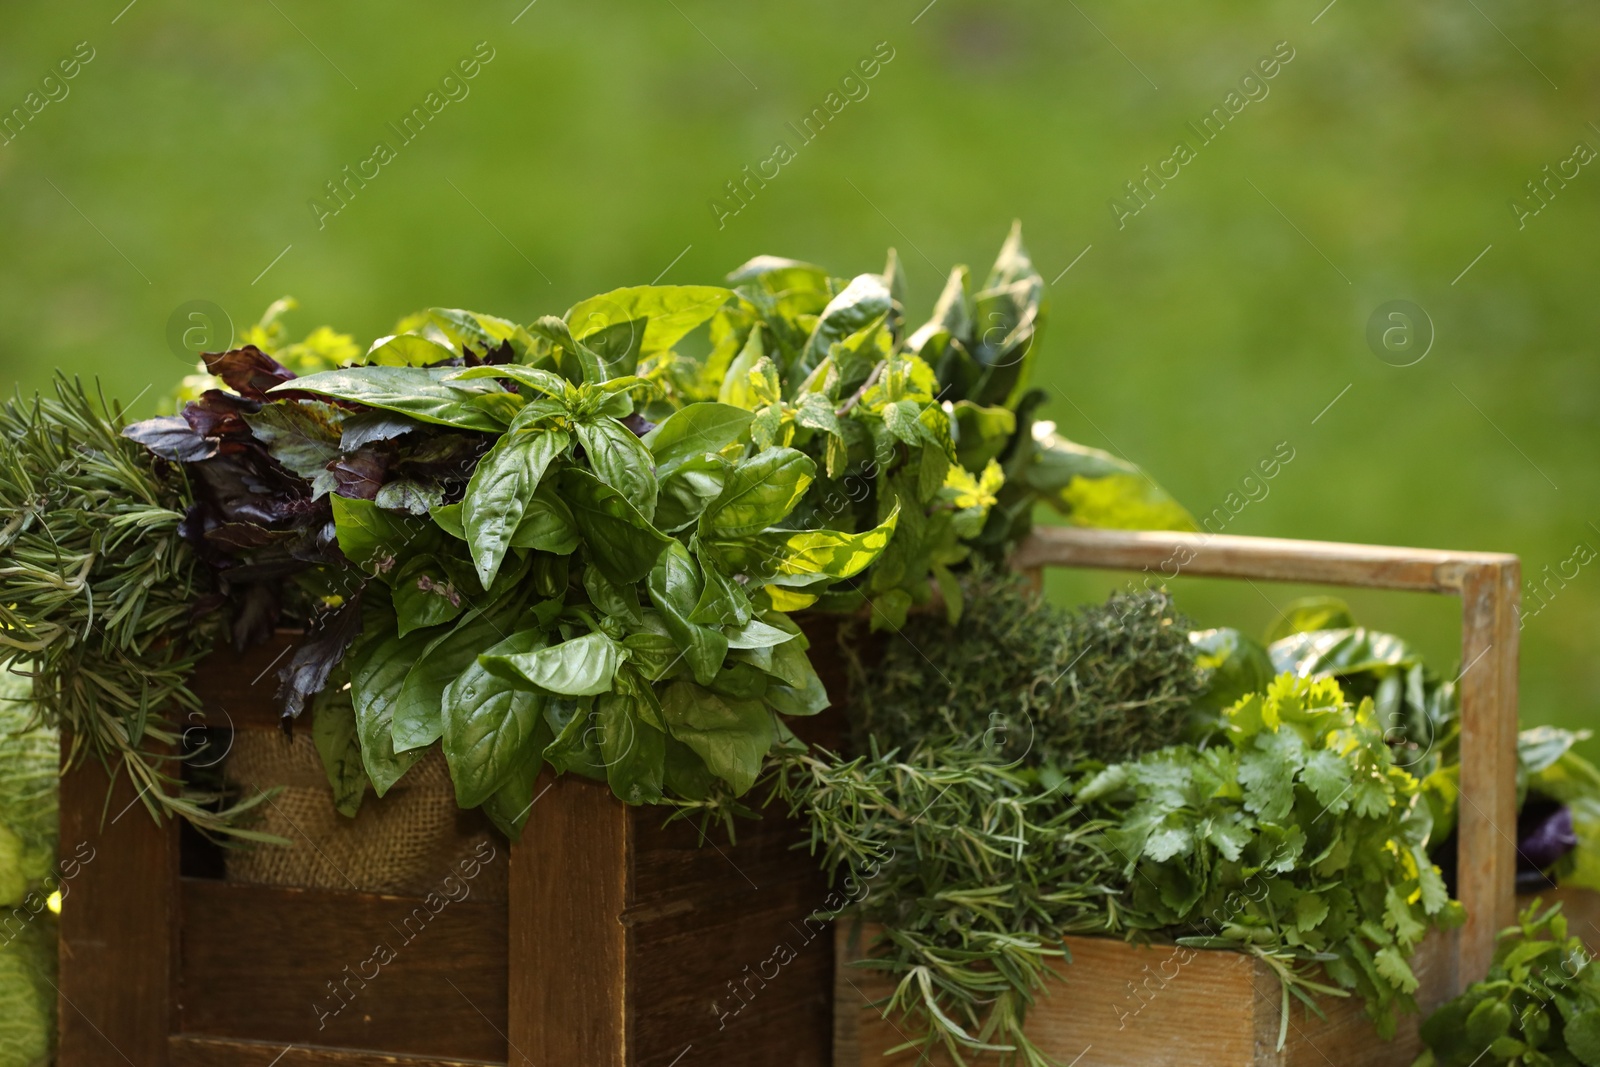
[276,590,366,722]
[202,346,296,401]
[121,415,219,463]
[1518,801,1578,870]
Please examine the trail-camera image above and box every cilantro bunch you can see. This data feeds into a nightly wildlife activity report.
[1416,899,1600,1067]
[1078,674,1463,1041]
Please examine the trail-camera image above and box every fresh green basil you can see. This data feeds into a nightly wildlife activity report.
[481,630,623,697]
[462,428,568,587]
[700,447,815,538]
[443,627,551,809]
[561,468,673,585]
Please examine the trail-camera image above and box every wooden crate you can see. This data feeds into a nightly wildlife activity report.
[837,526,1520,1066]
[56,621,853,1067]
[835,925,1460,1067]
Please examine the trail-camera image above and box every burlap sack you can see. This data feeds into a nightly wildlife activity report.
[223,729,507,901]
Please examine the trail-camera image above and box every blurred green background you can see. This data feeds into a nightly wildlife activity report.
[2,0,1595,745]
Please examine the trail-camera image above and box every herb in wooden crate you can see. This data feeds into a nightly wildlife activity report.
[1414,899,1600,1067]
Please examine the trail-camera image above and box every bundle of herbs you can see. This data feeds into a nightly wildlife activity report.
[784,570,1461,1064]
[0,379,272,834]
[847,563,1204,767]
[1,227,1192,836]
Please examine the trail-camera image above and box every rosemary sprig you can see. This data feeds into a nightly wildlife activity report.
[0,377,273,838]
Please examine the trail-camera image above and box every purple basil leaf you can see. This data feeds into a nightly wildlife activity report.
[1519,803,1578,870]
[276,590,366,721]
[183,390,261,441]
[328,447,389,499]
[122,415,219,463]
[203,345,297,400]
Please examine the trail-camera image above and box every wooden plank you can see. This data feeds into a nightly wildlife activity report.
[189,631,301,731]
[177,879,506,1061]
[169,1034,502,1066]
[508,772,628,1067]
[838,926,1455,1066]
[1012,526,1516,594]
[627,808,832,1067]
[1456,561,1521,985]
[57,735,179,1067]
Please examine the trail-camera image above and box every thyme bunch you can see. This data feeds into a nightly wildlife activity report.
[848,566,1203,769]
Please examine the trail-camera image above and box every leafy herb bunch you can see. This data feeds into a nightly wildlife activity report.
[105,228,1188,829]
[1415,899,1600,1067]
[1078,673,1463,1040]
[779,573,1205,1066]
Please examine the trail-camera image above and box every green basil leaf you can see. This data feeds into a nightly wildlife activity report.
[480,736,547,841]
[311,669,367,818]
[366,334,459,366]
[644,402,755,471]
[391,554,466,636]
[709,661,769,702]
[565,285,733,356]
[561,468,674,585]
[647,541,728,686]
[739,505,899,586]
[242,400,343,487]
[950,400,1016,472]
[621,629,684,682]
[576,418,658,521]
[462,428,568,587]
[801,273,893,369]
[509,480,580,554]
[481,630,622,696]
[430,501,465,539]
[528,315,606,384]
[663,734,718,800]
[348,622,433,796]
[542,698,605,779]
[700,447,815,538]
[444,627,551,809]
[653,454,727,534]
[274,366,510,432]
[392,602,525,753]
[331,495,439,577]
[428,307,536,356]
[659,680,774,796]
[718,324,766,411]
[449,363,571,398]
[583,562,643,624]
[724,616,797,649]
[595,692,665,805]
[765,646,829,717]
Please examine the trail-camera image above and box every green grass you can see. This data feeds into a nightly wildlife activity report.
[2,0,1596,747]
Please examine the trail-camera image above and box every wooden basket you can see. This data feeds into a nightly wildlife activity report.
[835,526,1520,1067]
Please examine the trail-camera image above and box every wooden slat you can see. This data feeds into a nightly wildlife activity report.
[169,1034,501,1066]
[1456,560,1521,982]
[1013,526,1515,593]
[838,926,1456,1066]
[189,631,302,731]
[627,808,833,1067]
[57,736,179,1067]
[509,773,628,1066]
[178,879,506,1061]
